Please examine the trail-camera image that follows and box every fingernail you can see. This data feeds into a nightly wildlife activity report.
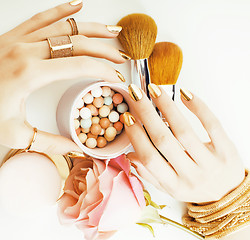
[128,84,143,101]
[148,83,161,98]
[69,0,83,6]
[119,50,132,60]
[123,112,136,127]
[116,70,126,82]
[106,25,122,34]
[180,88,193,101]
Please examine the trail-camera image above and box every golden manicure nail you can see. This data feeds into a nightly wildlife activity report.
[123,112,136,127]
[148,83,161,98]
[69,0,83,6]
[180,88,193,101]
[128,84,143,101]
[106,25,122,34]
[119,50,132,60]
[115,70,126,82]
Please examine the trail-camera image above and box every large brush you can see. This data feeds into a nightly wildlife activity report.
[117,13,157,97]
[149,42,183,101]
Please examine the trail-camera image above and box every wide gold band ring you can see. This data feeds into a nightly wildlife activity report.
[47,35,73,59]
[66,18,79,35]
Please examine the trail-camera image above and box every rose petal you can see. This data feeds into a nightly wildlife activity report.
[128,175,146,209]
[98,171,142,232]
[92,159,106,176]
[87,162,119,226]
[109,154,130,175]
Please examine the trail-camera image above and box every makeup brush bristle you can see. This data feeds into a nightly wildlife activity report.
[149,42,183,85]
[117,13,157,60]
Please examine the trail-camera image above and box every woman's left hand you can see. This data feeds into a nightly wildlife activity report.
[124,84,245,203]
[0,1,127,155]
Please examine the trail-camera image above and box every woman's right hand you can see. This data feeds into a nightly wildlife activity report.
[0,0,127,155]
[125,84,245,203]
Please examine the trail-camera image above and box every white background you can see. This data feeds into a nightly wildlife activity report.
[0,0,250,239]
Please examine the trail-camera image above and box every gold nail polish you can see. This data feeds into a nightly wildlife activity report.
[116,70,126,82]
[128,84,143,101]
[123,112,136,127]
[106,25,122,34]
[69,0,83,6]
[119,50,132,60]
[148,83,161,98]
[180,88,193,101]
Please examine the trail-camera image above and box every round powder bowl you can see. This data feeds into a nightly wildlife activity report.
[56,81,132,159]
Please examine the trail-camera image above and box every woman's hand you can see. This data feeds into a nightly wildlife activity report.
[0,0,127,155]
[124,84,245,203]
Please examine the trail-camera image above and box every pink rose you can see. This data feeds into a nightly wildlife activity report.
[58,154,146,240]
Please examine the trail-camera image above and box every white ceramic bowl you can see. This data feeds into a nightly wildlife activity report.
[56,80,132,159]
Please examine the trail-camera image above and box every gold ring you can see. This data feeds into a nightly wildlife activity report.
[47,35,73,59]
[25,127,38,152]
[66,18,79,35]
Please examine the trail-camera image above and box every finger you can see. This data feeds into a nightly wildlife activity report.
[127,84,198,176]
[28,35,126,63]
[30,56,125,90]
[123,112,178,186]
[148,84,216,167]
[0,119,81,155]
[7,1,83,37]
[180,89,232,153]
[22,22,121,42]
[31,130,82,155]
[127,152,167,192]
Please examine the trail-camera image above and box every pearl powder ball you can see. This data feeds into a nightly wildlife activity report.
[91,87,103,98]
[81,127,90,133]
[86,104,98,116]
[107,103,114,110]
[90,124,102,135]
[99,105,110,118]
[73,108,80,118]
[75,98,84,109]
[99,128,105,135]
[99,118,110,129]
[86,138,97,148]
[80,107,92,119]
[78,133,87,143]
[0,153,61,215]
[110,90,115,97]
[102,86,111,97]
[97,137,107,148]
[83,93,94,104]
[112,93,123,105]
[74,119,80,129]
[87,133,98,139]
[93,97,104,108]
[80,118,92,129]
[117,103,128,113]
[109,111,120,123]
[114,121,123,132]
[104,127,117,141]
[92,117,100,124]
[104,96,113,106]
[75,128,81,136]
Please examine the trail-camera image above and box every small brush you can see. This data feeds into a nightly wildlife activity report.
[117,13,157,98]
[148,42,183,101]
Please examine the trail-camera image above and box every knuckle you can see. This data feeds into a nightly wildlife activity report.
[30,12,46,22]
[9,43,27,58]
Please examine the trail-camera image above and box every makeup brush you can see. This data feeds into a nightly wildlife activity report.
[148,42,183,101]
[117,13,157,97]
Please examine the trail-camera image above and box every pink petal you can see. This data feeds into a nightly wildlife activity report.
[98,171,143,232]
[88,163,119,227]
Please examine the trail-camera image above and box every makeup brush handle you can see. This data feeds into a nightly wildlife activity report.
[131,59,150,98]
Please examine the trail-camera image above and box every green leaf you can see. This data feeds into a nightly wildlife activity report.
[137,223,155,237]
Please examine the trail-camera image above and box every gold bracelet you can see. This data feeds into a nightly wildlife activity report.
[24,127,38,152]
[183,170,250,239]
